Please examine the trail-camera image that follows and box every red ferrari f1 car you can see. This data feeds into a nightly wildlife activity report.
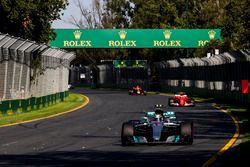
[168,92,195,107]
[128,85,147,95]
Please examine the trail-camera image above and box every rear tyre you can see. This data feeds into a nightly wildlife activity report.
[191,99,195,107]
[128,90,132,95]
[168,98,174,106]
[181,122,194,145]
[188,98,195,107]
[121,122,134,146]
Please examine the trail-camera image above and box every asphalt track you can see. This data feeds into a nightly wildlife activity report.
[0,89,236,167]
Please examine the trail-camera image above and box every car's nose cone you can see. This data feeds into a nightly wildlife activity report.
[152,123,163,141]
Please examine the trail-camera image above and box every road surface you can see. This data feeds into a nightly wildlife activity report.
[0,89,236,167]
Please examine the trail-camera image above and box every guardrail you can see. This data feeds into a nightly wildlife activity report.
[0,91,69,115]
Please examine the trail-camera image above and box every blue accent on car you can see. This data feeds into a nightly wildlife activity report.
[133,136,139,143]
[145,112,156,117]
[163,111,176,116]
[175,135,181,143]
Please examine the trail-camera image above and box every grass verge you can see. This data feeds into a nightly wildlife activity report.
[214,103,249,136]
[218,133,250,167]
[213,103,250,167]
[0,93,87,127]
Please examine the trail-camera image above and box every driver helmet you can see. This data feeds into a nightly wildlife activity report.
[155,114,163,122]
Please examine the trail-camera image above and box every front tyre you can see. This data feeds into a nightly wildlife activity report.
[181,122,194,145]
[121,122,134,146]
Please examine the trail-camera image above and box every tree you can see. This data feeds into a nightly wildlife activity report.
[69,0,249,64]
[104,0,188,61]
[194,0,250,55]
[68,0,131,66]
[104,0,133,28]
[220,0,250,50]
[68,0,107,66]
[69,0,104,28]
[105,0,236,60]
[0,0,68,43]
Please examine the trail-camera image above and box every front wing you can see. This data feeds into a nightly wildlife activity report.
[169,101,195,107]
[131,135,187,144]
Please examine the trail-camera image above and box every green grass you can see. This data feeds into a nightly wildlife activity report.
[213,103,250,166]
[243,133,250,142]
[219,133,250,167]
[214,103,249,134]
[0,93,87,126]
[214,103,248,121]
[214,103,247,112]
[147,91,172,95]
[193,97,215,102]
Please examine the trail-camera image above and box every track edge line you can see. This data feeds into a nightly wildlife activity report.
[201,104,240,167]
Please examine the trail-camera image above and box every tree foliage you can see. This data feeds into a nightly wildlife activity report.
[220,0,250,50]
[102,0,249,61]
[2,0,247,63]
[68,0,133,66]
[0,0,68,43]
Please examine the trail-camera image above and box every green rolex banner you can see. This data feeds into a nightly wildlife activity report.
[50,29,221,48]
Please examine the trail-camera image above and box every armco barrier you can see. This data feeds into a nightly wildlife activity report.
[42,96,46,107]
[21,99,28,112]
[30,97,35,110]
[0,101,10,115]
[36,97,41,110]
[11,100,19,113]
[0,91,69,115]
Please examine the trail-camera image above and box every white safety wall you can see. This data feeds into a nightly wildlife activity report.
[0,33,75,100]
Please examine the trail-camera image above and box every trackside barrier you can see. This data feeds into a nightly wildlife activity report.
[21,99,28,112]
[0,32,75,102]
[69,64,149,90]
[0,101,10,115]
[0,91,69,115]
[155,50,250,105]
[36,97,41,110]
[11,100,19,113]
[30,97,35,110]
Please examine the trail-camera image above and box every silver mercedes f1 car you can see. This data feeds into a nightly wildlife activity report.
[121,104,194,146]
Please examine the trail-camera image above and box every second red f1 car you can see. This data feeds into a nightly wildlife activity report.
[168,92,195,107]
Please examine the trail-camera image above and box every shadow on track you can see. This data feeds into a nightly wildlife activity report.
[0,149,214,167]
